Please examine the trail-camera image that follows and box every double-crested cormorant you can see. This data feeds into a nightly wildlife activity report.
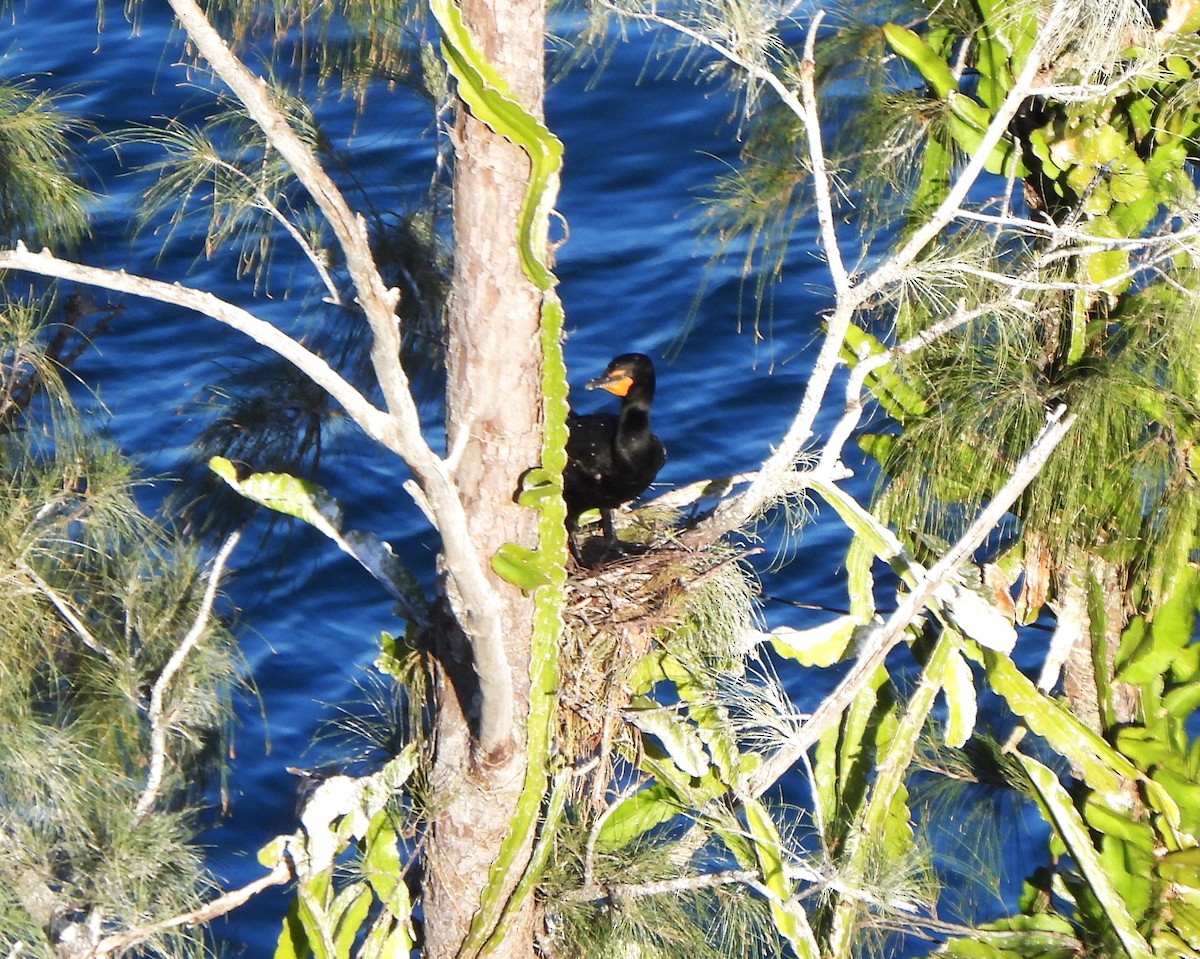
[564,353,666,562]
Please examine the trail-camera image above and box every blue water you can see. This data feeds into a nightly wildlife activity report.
[3,2,1027,954]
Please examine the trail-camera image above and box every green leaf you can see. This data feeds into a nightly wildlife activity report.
[1158,847,1200,887]
[210,455,339,528]
[1165,897,1200,949]
[1163,678,1200,719]
[1127,97,1154,141]
[973,30,1010,113]
[941,939,1005,958]
[1115,725,1175,771]
[686,696,743,788]
[943,645,977,748]
[1083,797,1156,851]
[259,833,292,869]
[360,915,414,959]
[1015,750,1153,959]
[950,913,1078,957]
[639,745,730,806]
[744,798,819,959]
[1150,574,1198,646]
[597,782,684,849]
[883,24,957,98]
[1109,159,1149,204]
[973,647,1139,799]
[210,456,425,609]
[296,874,335,959]
[626,700,711,779]
[946,95,1025,176]
[1166,55,1194,81]
[1074,217,1131,292]
[626,648,701,696]
[909,127,954,215]
[975,0,1038,77]
[1028,129,1064,180]
[273,898,309,959]
[769,616,860,667]
[858,630,957,851]
[1119,572,1196,683]
[490,542,553,591]
[515,466,561,508]
[841,323,929,420]
[362,813,403,909]
[330,883,372,959]
[811,478,917,588]
[1151,767,1200,831]
[1147,140,1190,195]
[815,665,893,848]
[813,721,840,844]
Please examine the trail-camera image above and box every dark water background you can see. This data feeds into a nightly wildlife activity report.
[3,2,1042,952]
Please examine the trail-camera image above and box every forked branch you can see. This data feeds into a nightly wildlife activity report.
[623,1,1068,542]
[0,0,518,755]
[83,859,293,959]
[164,0,515,755]
[135,530,241,821]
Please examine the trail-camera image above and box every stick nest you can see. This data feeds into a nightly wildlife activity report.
[559,529,752,804]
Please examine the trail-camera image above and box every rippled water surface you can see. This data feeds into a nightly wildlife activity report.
[3,2,987,952]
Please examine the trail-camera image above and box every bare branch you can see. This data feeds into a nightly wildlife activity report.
[135,530,241,821]
[676,11,854,541]
[18,561,119,664]
[162,0,514,753]
[818,297,1028,474]
[675,2,1070,542]
[163,0,404,396]
[559,867,759,904]
[746,406,1076,795]
[582,777,649,890]
[84,858,293,959]
[0,244,392,443]
[797,11,849,298]
[606,6,849,294]
[953,208,1200,252]
[946,254,1194,296]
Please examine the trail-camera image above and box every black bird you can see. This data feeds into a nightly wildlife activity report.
[564,353,666,563]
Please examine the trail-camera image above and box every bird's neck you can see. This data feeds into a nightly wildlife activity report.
[618,400,651,432]
[616,403,655,458]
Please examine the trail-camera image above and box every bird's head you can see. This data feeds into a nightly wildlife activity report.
[585,353,656,399]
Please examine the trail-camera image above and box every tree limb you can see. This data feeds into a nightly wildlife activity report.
[134,530,241,821]
[18,561,119,664]
[164,0,514,753]
[654,1,1070,543]
[164,0,403,397]
[818,297,1029,474]
[83,858,293,959]
[0,244,392,442]
[1,0,518,753]
[746,405,1076,796]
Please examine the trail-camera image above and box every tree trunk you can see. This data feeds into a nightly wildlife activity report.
[1058,556,1139,735]
[423,0,547,953]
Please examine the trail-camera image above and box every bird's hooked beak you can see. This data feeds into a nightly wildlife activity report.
[586,367,633,397]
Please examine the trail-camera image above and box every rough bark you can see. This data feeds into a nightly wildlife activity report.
[422,0,547,953]
[1059,556,1139,734]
